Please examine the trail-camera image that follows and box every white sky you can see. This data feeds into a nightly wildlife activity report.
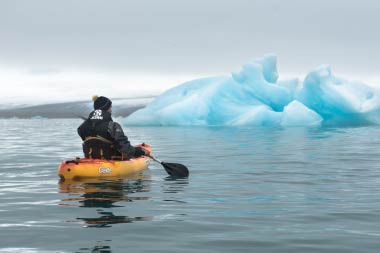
[1,0,380,104]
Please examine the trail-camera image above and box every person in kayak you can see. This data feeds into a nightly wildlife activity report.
[77,95,148,160]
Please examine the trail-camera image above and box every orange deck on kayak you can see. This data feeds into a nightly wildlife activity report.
[58,144,152,180]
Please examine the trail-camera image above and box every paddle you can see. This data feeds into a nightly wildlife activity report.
[74,114,87,120]
[148,155,189,178]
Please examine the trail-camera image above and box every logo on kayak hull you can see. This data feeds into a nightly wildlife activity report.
[99,167,112,174]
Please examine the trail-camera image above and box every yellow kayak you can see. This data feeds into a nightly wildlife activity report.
[58,144,152,180]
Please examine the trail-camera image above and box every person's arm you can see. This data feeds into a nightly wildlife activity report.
[77,121,86,141]
[108,122,147,158]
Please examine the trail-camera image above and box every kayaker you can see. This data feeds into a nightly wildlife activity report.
[77,95,148,160]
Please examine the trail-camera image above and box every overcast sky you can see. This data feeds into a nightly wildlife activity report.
[1,0,379,104]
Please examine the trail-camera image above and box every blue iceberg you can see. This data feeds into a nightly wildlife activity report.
[125,55,380,127]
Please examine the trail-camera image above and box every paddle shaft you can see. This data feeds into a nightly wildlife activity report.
[149,155,163,164]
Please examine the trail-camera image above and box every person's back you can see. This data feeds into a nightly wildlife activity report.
[78,96,147,160]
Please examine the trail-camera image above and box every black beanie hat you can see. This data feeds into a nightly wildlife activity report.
[93,95,112,110]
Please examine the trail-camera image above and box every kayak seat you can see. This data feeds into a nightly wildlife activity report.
[83,136,122,160]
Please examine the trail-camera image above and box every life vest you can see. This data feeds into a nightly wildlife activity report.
[80,110,121,160]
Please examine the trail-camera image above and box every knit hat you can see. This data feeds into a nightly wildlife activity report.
[92,95,112,110]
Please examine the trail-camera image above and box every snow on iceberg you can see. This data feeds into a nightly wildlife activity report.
[125,55,380,127]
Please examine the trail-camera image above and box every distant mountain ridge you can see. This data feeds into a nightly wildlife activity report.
[0,97,154,118]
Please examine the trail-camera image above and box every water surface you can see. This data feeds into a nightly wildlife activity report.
[1,119,380,252]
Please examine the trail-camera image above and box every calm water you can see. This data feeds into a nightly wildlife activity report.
[1,119,380,252]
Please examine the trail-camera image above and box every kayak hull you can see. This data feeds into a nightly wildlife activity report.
[58,144,152,180]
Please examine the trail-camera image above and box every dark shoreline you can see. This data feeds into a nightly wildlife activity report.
[0,98,152,119]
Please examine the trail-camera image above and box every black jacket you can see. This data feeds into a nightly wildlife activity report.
[78,110,136,159]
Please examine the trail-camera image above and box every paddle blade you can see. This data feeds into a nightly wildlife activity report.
[161,162,189,178]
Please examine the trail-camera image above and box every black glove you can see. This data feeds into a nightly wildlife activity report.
[134,147,147,157]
